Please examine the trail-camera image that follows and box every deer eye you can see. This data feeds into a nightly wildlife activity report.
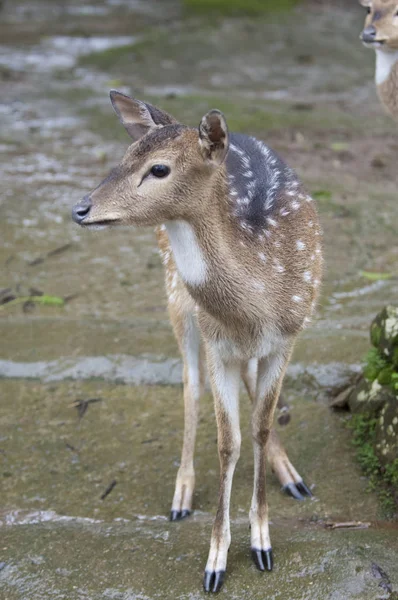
[150,164,170,178]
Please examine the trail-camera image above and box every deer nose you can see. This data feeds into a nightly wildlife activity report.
[361,26,377,43]
[72,195,92,224]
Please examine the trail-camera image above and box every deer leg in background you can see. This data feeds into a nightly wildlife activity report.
[241,359,312,502]
[169,308,204,521]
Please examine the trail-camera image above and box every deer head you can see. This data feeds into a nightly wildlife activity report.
[72,92,229,228]
[360,0,398,50]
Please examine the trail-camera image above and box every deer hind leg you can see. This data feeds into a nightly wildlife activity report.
[241,360,312,502]
[250,347,294,572]
[169,303,205,522]
[203,347,241,593]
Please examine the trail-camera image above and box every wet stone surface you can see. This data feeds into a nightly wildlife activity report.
[1,0,398,598]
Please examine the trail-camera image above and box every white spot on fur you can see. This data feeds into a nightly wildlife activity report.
[267,217,277,227]
[292,295,302,303]
[303,271,312,283]
[258,252,267,262]
[375,49,398,85]
[252,279,265,291]
[296,240,306,251]
[291,201,300,210]
[165,221,207,286]
[273,260,285,273]
[280,208,290,216]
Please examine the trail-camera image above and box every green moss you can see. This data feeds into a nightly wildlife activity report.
[80,90,366,145]
[393,347,398,368]
[377,365,394,386]
[370,322,382,347]
[183,0,299,15]
[392,373,398,392]
[348,414,397,517]
[79,39,154,70]
[363,347,389,382]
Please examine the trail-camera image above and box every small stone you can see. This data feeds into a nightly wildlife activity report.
[371,155,387,169]
[330,385,355,409]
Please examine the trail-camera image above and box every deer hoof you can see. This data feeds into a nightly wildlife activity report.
[283,482,305,500]
[170,509,191,522]
[251,548,273,572]
[296,481,313,497]
[203,569,225,593]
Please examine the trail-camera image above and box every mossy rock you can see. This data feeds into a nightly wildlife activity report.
[370,305,398,366]
[348,378,393,416]
[375,397,398,466]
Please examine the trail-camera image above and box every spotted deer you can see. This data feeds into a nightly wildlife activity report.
[72,92,322,593]
[360,0,398,120]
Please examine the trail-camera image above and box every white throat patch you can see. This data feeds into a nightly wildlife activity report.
[375,49,398,85]
[165,220,207,286]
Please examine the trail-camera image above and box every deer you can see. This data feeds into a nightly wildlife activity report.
[72,91,322,593]
[360,0,398,120]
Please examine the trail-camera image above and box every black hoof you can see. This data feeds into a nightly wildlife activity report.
[283,482,304,501]
[251,548,273,572]
[170,509,191,522]
[296,481,313,497]
[203,570,225,593]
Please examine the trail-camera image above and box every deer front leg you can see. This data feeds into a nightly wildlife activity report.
[203,348,241,593]
[170,312,204,521]
[250,349,291,572]
[241,359,312,501]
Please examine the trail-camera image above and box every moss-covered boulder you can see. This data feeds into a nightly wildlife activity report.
[332,305,398,502]
[348,377,393,416]
[370,305,398,367]
[375,398,398,466]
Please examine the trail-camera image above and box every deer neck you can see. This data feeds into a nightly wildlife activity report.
[375,49,398,119]
[164,172,231,291]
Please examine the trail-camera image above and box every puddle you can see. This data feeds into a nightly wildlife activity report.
[0,36,137,73]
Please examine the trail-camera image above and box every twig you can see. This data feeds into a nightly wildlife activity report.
[100,480,117,501]
[325,521,371,530]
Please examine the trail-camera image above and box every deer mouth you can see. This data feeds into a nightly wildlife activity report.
[82,219,121,229]
[361,38,387,48]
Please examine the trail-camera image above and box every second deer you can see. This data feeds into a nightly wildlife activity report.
[72,92,322,593]
[360,0,398,120]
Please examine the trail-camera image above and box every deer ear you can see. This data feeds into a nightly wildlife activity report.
[110,90,178,140]
[198,109,229,165]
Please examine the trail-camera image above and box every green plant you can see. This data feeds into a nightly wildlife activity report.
[348,414,397,517]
